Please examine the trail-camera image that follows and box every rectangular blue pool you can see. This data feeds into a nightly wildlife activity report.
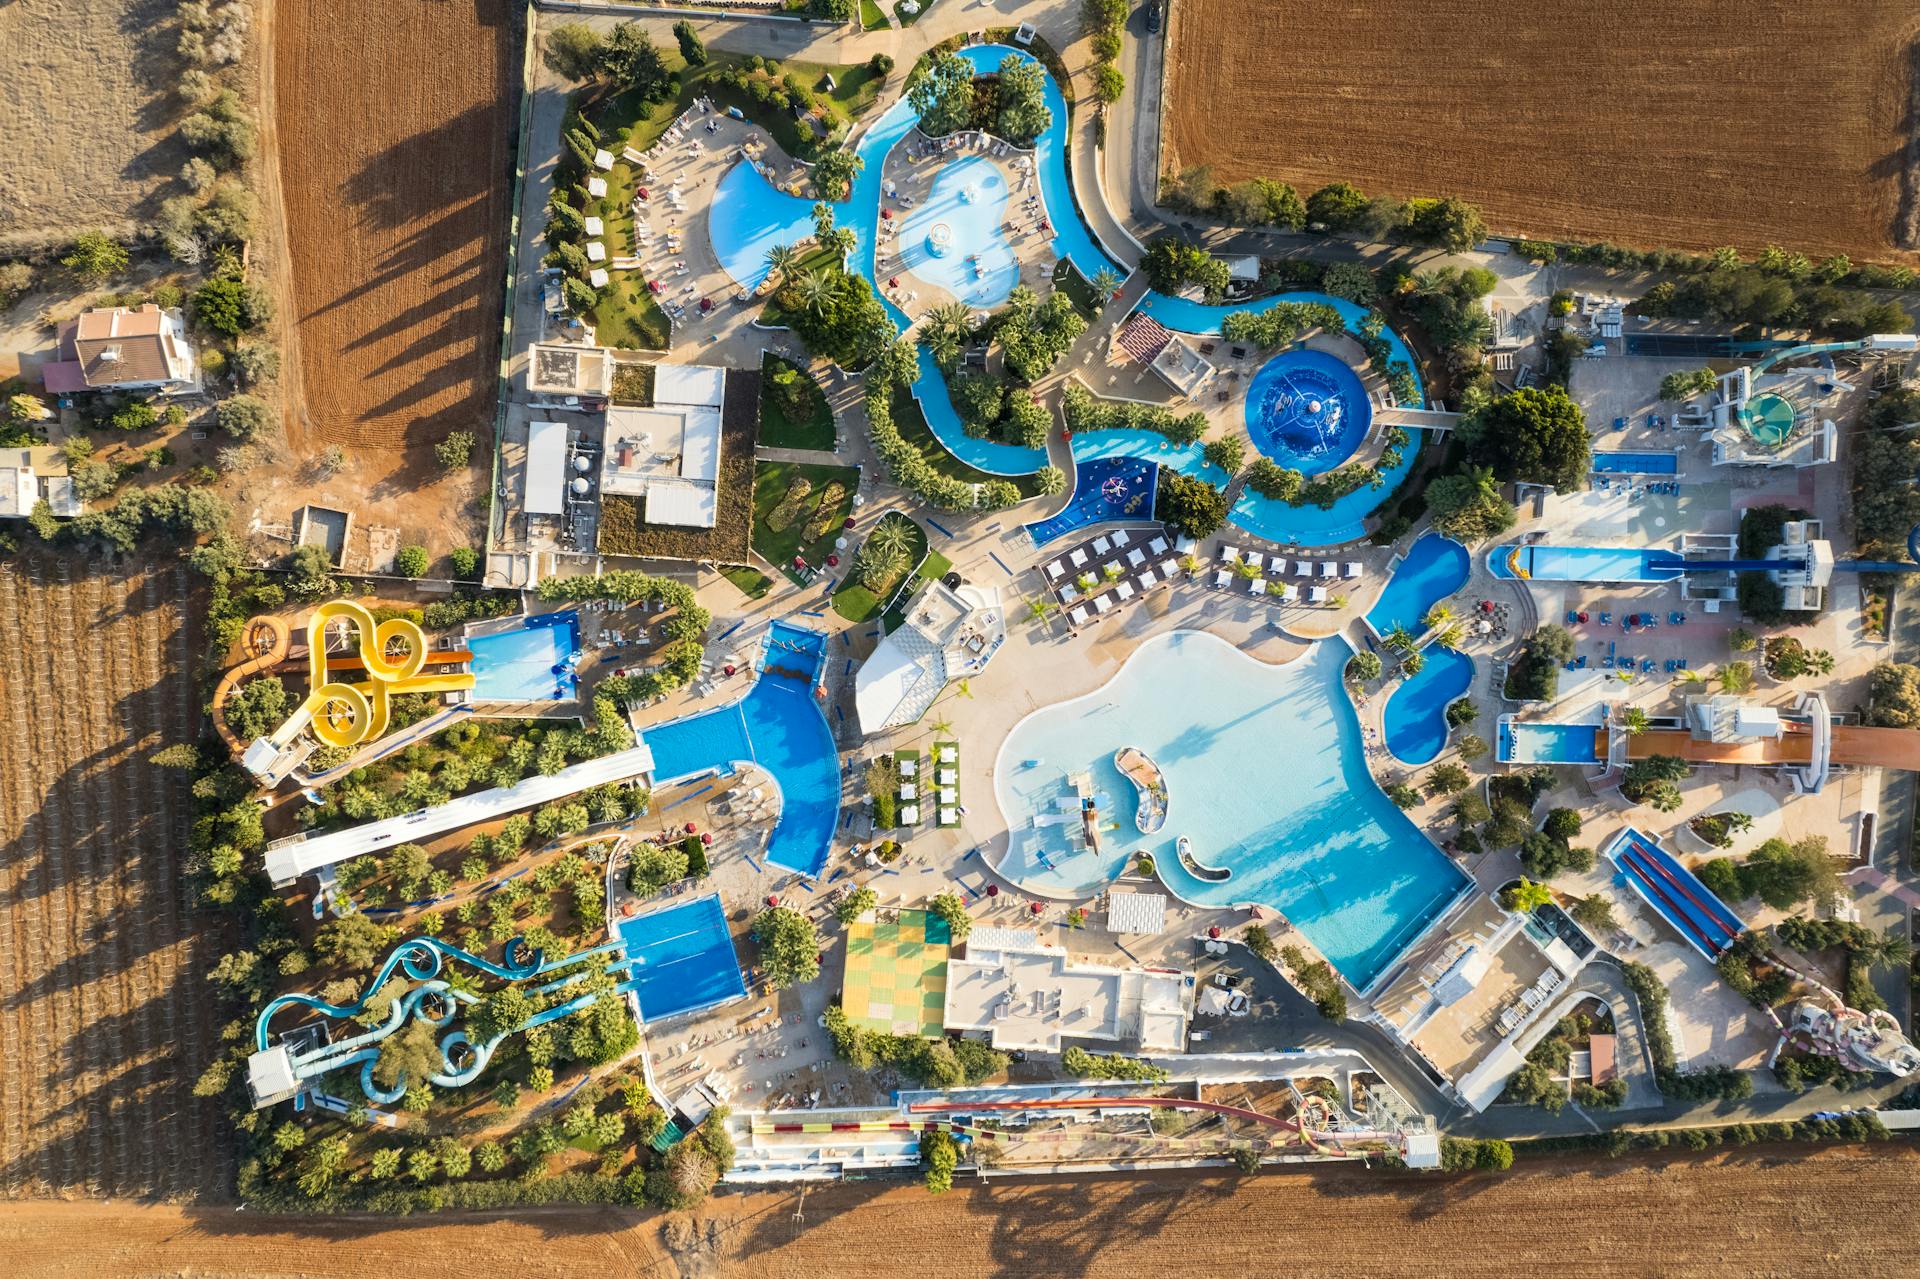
[467,612,579,702]
[1491,544,1685,583]
[1498,719,1605,765]
[615,893,748,1023]
[1593,450,1679,475]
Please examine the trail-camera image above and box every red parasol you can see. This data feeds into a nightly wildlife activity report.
[701,833,713,846]
[881,208,892,220]
[985,884,999,897]
[888,277,899,288]
[767,895,780,907]
[793,554,806,567]
[684,821,697,834]
[637,187,649,200]
[1208,925,1222,939]
[648,280,661,293]
[724,663,737,676]
[826,554,839,567]
[700,297,713,313]
[1029,901,1044,915]
[843,516,855,529]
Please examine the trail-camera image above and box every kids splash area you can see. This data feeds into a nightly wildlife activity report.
[1245,348,1373,474]
[991,631,1470,990]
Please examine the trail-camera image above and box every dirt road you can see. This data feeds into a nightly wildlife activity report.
[1164,0,1920,260]
[4,1144,1914,1277]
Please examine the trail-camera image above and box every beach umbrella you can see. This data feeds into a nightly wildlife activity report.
[843,516,856,529]
[826,554,840,567]
[701,833,714,846]
[700,297,713,313]
[793,555,805,567]
[985,884,999,897]
[1029,901,1044,915]
[724,664,737,676]
[648,280,661,293]
[685,821,697,834]
[881,208,892,220]
[1208,925,1222,939]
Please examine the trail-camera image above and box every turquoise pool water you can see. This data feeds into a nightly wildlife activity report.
[1381,644,1474,766]
[615,893,748,1023]
[1499,720,1605,765]
[1244,348,1372,475]
[1489,544,1685,583]
[467,613,579,702]
[641,667,840,876]
[1365,532,1470,637]
[899,156,1019,307]
[992,632,1469,989]
[1228,427,1425,547]
[708,161,820,292]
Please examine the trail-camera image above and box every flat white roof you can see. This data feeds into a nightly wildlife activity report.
[264,741,655,885]
[644,477,718,528]
[0,467,36,519]
[526,420,569,516]
[655,363,726,409]
[1106,891,1167,935]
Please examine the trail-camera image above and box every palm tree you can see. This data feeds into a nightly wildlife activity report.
[1502,878,1554,913]
[764,242,800,286]
[1384,623,1416,656]
[1719,660,1756,695]
[1423,603,1455,630]
[1433,624,1466,651]
[865,515,917,559]
[1674,668,1707,688]
[1179,554,1202,577]
[1091,266,1123,298]
[796,269,837,317]
[1619,706,1650,735]
[929,715,955,738]
[1026,598,1055,625]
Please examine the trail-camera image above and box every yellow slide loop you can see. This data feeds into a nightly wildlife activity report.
[295,601,456,749]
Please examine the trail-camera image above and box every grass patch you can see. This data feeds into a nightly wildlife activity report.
[1052,259,1102,320]
[759,245,848,332]
[720,565,775,599]
[832,512,928,622]
[890,385,1045,497]
[860,0,890,30]
[758,352,836,450]
[895,0,936,26]
[610,362,655,406]
[881,549,952,633]
[751,458,860,585]
[704,57,886,162]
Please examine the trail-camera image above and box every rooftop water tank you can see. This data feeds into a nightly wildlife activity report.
[570,477,590,496]
[573,455,591,473]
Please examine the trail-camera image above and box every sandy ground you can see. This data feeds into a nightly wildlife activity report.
[0,0,180,252]
[266,0,514,559]
[1164,0,1920,259]
[0,557,232,1200]
[3,1144,1917,1278]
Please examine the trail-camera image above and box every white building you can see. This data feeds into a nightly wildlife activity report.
[599,363,728,529]
[853,579,1004,732]
[0,446,82,519]
[943,927,1193,1055]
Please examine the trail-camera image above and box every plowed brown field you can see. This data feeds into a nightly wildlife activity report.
[273,0,514,463]
[1165,0,1920,259]
[0,558,230,1200]
[4,1144,1918,1277]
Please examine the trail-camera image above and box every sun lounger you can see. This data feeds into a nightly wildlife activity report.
[1068,604,1090,626]
[1094,596,1114,615]
[1343,562,1363,578]
[1127,548,1146,567]
[1214,569,1232,588]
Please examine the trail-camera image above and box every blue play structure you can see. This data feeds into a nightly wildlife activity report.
[1022,456,1158,546]
[251,934,644,1106]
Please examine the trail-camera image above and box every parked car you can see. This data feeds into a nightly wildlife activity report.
[1144,2,1162,34]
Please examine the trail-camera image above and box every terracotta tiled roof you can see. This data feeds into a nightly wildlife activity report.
[1116,312,1174,366]
[59,303,179,387]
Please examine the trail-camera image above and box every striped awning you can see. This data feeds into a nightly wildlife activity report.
[1116,312,1175,366]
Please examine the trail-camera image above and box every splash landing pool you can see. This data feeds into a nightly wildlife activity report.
[899,156,1019,308]
[1244,348,1372,475]
[992,632,1469,989]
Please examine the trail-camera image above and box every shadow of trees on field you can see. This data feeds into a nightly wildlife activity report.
[0,557,234,1199]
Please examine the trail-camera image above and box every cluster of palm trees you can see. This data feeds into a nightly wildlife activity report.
[855,513,919,593]
[917,301,976,372]
[1422,602,1467,651]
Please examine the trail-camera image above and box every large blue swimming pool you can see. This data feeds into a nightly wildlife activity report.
[616,893,748,1023]
[992,631,1469,989]
[642,666,840,876]
[898,156,1019,308]
[1381,644,1475,766]
[1244,348,1372,475]
[1366,532,1471,637]
[467,613,579,702]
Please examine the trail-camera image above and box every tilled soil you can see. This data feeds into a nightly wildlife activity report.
[1164,0,1920,260]
[0,557,230,1200]
[272,0,513,496]
[3,1144,1916,1277]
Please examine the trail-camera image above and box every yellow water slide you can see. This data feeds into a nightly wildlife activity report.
[293,601,474,749]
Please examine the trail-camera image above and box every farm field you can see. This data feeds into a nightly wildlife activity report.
[270,0,515,545]
[1164,0,1920,260]
[1,1143,1916,1276]
[0,558,230,1200]
[0,0,177,252]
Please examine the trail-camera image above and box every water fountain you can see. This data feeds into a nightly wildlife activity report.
[960,182,981,205]
[927,223,954,257]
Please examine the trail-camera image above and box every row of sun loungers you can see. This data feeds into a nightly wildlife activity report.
[1219,545,1363,579]
[1496,968,1564,1034]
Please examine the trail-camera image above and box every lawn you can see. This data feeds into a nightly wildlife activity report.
[720,565,775,599]
[895,0,937,26]
[702,57,887,161]
[759,352,836,450]
[831,512,928,622]
[1052,259,1104,321]
[891,385,1046,497]
[759,245,845,331]
[751,459,861,585]
[860,0,891,31]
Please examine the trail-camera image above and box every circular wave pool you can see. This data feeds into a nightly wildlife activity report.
[1244,348,1373,475]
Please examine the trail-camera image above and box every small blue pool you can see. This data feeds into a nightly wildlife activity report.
[898,156,1020,308]
[1244,348,1372,475]
[1489,544,1685,583]
[1593,450,1679,475]
[1498,719,1605,765]
[706,160,820,292]
[642,657,840,876]
[1381,645,1475,766]
[1024,456,1159,546]
[616,893,747,1023]
[467,612,579,702]
[1365,532,1470,638]
[760,619,828,682]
